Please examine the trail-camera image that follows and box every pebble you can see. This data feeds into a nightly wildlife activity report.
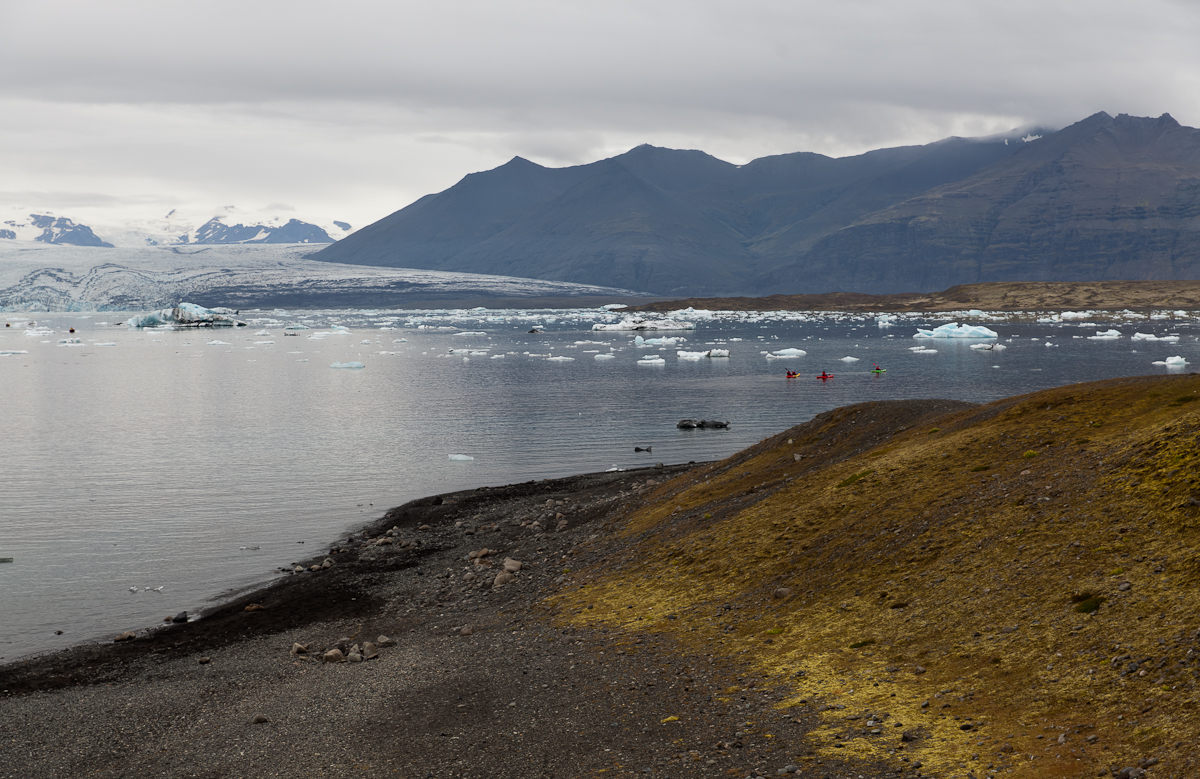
[362,642,379,659]
[459,626,474,636]
[290,643,309,656]
[244,603,266,612]
[114,631,137,642]
[503,558,522,573]
[321,558,334,569]
[1119,582,1132,591]
[172,611,188,624]
[346,652,363,663]
[494,572,515,587]
[251,714,269,724]
[772,587,793,599]
[198,657,211,664]
[323,648,345,663]
[377,635,397,647]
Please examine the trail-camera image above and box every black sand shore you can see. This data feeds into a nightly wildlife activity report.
[0,465,902,779]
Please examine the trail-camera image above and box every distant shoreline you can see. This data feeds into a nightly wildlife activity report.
[627,280,1200,314]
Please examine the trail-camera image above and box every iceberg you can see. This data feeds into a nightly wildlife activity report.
[1131,332,1180,342]
[329,361,365,369]
[1088,329,1122,340]
[839,356,860,362]
[592,317,695,331]
[454,331,487,336]
[448,454,474,461]
[1152,356,1188,367]
[634,335,685,346]
[876,314,897,327]
[913,323,998,339]
[765,348,806,359]
[637,356,667,365]
[969,343,1006,351]
[677,348,731,359]
[126,303,245,329]
[545,355,575,362]
[909,347,938,354]
[594,353,616,361]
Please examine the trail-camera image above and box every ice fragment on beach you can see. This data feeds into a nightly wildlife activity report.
[1088,329,1123,340]
[449,454,474,461]
[913,323,998,339]
[329,361,365,369]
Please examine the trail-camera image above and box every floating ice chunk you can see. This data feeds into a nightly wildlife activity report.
[393,338,407,343]
[206,340,230,346]
[360,339,372,344]
[601,303,627,310]
[545,355,575,362]
[593,317,694,331]
[839,356,860,362]
[707,349,729,358]
[676,350,706,360]
[330,361,365,369]
[448,454,474,461]
[93,342,116,346]
[330,325,350,332]
[913,323,998,339]
[254,330,271,336]
[635,335,685,347]
[1088,329,1122,340]
[490,354,505,359]
[0,350,29,355]
[969,343,1006,351]
[594,353,616,361]
[25,328,54,336]
[254,340,275,345]
[1131,332,1180,342]
[637,356,667,365]
[876,314,897,327]
[765,348,806,359]
[1152,356,1188,367]
[58,338,83,345]
[128,303,243,329]
[454,331,487,336]
[910,347,938,354]
[575,340,610,346]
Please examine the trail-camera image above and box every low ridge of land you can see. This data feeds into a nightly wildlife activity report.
[5,375,1200,778]
[628,280,1200,314]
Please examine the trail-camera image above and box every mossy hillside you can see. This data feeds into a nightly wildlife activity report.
[556,374,1200,779]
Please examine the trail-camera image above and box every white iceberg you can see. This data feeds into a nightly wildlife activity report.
[677,348,730,360]
[594,353,616,361]
[839,356,860,362]
[58,338,83,345]
[1131,332,1180,342]
[765,348,806,359]
[1088,329,1123,340]
[634,335,685,346]
[913,323,998,339]
[206,340,230,346]
[909,347,938,354]
[329,361,365,369]
[545,355,575,362]
[969,343,1006,351]
[876,314,897,328]
[1152,356,1188,367]
[637,356,667,365]
[454,331,487,336]
[448,454,474,461]
[592,317,695,331]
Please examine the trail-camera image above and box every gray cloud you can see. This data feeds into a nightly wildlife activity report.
[2,0,1198,230]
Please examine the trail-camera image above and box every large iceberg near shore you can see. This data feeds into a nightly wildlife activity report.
[126,302,245,329]
[913,323,998,339]
[592,317,695,331]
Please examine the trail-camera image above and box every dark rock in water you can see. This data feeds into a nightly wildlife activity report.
[634,446,652,452]
[172,611,188,624]
[677,419,729,429]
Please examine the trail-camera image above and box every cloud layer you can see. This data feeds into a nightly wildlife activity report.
[3,0,1198,231]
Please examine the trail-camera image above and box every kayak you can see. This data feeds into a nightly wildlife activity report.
[871,368,886,373]
[818,373,834,379]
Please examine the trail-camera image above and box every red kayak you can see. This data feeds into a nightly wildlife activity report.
[818,372,834,380]
[786,371,799,378]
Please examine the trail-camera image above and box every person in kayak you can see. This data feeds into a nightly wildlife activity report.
[818,372,833,379]
[786,370,799,378]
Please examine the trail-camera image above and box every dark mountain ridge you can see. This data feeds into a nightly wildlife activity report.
[317,113,1200,295]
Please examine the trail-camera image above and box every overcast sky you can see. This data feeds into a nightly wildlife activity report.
[2,0,1198,233]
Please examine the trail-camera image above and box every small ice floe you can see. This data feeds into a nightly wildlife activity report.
[254,340,275,345]
[254,330,271,336]
[448,454,474,461]
[677,348,730,359]
[1152,356,1188,368]
[766,348,806,359]
[239,546,260,551]
[58,338,83,345]
[329,361,365,369]
[909,347,938,354]
[594,353,616,361]
[969,343,1006,351]
[0,350,29,355]
[128,586,139,593]
[393,338,407,343]
[454,331,487,337]
[913,323,999,339]
[1045,341,1058,347]
[637,355,667,365]
[360,339,372,345]
[207,340,230,346]
[1132,332,1180,342]
[592,317,695,331]
[1088,329,1122,340]
[839,356,860,362]
[634,335,684,347]
[490,354,505,359]
[93,342,116,347]
[876,314,897,328]
[545,355,575,362]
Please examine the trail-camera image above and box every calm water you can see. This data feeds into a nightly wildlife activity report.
[2,307,1196,660]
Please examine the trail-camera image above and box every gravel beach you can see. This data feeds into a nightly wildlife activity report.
[1,465,900,779]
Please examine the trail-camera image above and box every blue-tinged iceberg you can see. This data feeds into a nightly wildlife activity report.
[913,323,998,339]
[126,303,245,328]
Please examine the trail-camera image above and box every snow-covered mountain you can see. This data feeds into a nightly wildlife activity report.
[1,205,355,249]
[1,214,114,247]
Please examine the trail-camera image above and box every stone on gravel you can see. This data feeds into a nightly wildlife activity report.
[244,603,266,612]
[172,611,188,623]
[114,631,136,642]
[772,587,793,599]
[290,643,309,655]
[377,635,396,647]
[362,642,379,660]
[1119,582,1132,591]
[503,558,522,573]
[347,652,363,663]
[251,714,269,724]
[460,626,474,636]
[494,572,515,587]
[321,558,334,569]
[323,648,345,663]
[198,657,210,665]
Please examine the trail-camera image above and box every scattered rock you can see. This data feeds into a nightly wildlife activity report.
[913,665,927,675]
[198,657,210,665]
[494,572,515,587]
[557,519,569,531]
[377,635,397,647]
[244,603,266,612]
[1119,582,1132,592]
[503,558,522,573]
[321,558,334,569]
[772,587,793,600]
[346,652,363,663]
[459,626,474,636]
[251,714,269,724]
[172,611,188,624]
[362,642,379,660]
[114,631,137,642]
[323,648,345,663]
[290,643,309,656]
